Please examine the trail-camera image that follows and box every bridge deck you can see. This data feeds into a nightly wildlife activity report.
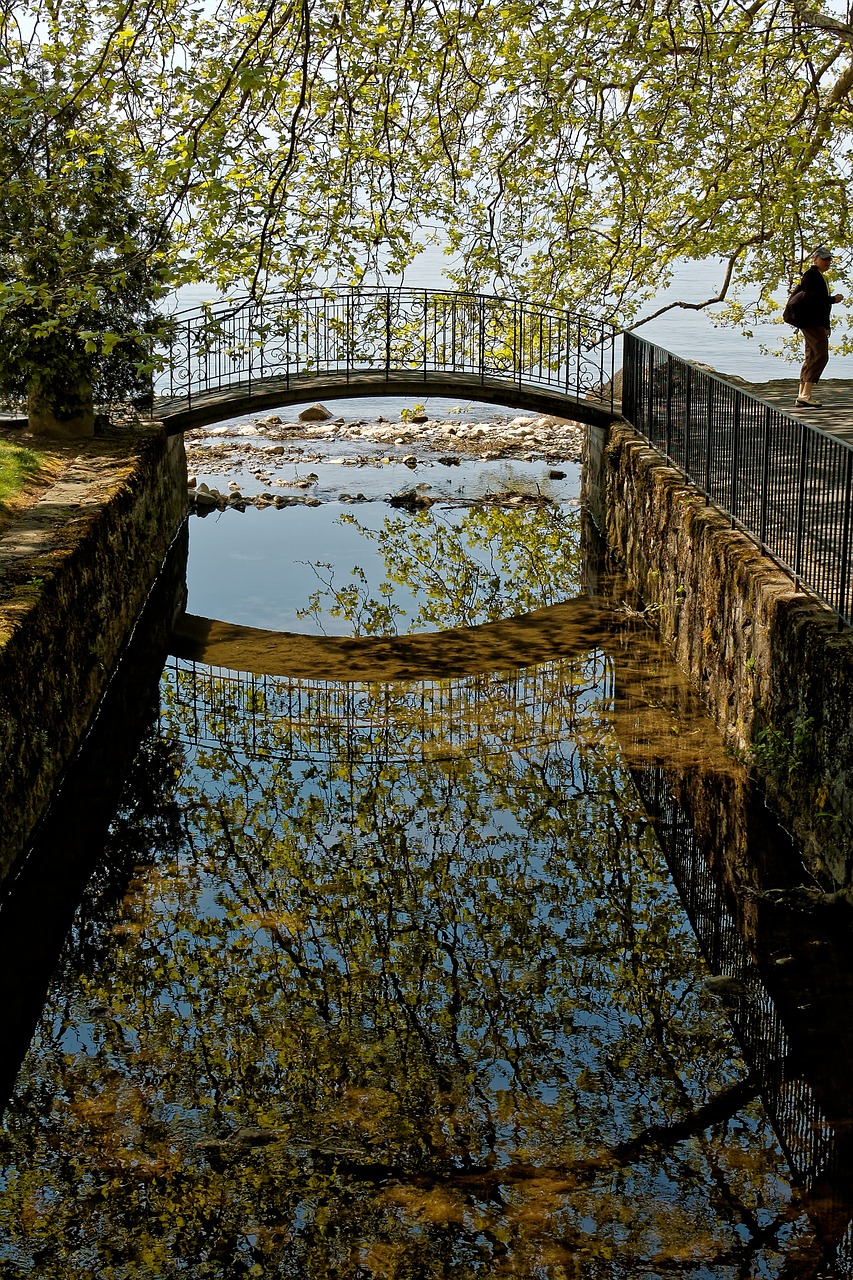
[154,371,853,445]
[153,369,618,432]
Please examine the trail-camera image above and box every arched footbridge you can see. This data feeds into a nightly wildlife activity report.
[154,284,853,624]
[153,286,620,431]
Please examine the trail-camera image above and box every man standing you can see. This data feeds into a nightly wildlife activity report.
[793,247,844,408]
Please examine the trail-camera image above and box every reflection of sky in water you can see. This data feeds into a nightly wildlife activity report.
[187,479,583,634]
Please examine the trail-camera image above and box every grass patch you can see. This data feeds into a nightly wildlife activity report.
[0,440,43,506]
[0,437,66,535]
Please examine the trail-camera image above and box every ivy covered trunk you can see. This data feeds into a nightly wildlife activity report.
[27,372,94,438]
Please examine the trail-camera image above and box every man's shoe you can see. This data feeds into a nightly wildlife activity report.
[796,396,823,407]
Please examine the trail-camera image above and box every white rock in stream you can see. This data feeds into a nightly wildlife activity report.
[298,403,333,421]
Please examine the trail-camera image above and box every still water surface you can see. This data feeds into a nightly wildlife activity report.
[0,438,850,1275]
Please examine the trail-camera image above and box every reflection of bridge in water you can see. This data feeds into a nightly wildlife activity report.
[164,652,611,763]
[164,640,853,1264]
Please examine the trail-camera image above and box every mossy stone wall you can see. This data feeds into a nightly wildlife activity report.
[585,419,853,888]
[0,429,187,880]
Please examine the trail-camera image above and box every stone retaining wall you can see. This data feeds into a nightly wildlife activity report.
[585,419,853,888]
[0,429,187,880]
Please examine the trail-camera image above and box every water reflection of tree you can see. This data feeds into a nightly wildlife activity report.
[297,504,584,635]
[0,651,819,1276]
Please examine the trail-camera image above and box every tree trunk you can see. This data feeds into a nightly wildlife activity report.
[27,373,95,438]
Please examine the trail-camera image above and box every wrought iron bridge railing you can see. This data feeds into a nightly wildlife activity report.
[155,286,619,412]
[622,332,853,627]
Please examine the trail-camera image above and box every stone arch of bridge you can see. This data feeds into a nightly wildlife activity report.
[156,372,619,434]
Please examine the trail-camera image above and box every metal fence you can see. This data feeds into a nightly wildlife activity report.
[156,286,617,411]
[622,332,853,626]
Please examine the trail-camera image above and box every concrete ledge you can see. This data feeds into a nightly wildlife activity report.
[0,429,188,880]
[585,419,853,887]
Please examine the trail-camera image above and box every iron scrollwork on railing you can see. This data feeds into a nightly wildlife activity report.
[155,287,618,412]
[622,331,853,628]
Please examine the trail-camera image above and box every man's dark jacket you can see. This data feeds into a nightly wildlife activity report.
[793,265,833,329]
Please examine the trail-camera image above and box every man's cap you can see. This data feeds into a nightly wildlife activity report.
[814,246,832,260]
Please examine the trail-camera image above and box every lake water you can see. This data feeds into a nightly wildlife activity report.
[2,429,853,1275]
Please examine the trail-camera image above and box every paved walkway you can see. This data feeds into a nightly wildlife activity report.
[741,377,853,446]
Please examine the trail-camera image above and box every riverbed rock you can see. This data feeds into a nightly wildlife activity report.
[389,490,433,511]
[298,403,333,422]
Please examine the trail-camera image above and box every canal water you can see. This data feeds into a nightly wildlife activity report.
[1,400,852,1276]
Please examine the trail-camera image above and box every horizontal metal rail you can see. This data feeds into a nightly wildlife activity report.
[622,332,853,628]
[155,286,618,413]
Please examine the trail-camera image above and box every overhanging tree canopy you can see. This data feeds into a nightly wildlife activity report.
[2,0,853,423]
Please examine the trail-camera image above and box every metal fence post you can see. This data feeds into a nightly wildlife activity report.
[759,407,772,550]
[564,314,572,396]
[682,363,692,474]
[609,325,616,412]
[730,395,741,527]
[385,289,391,377]
[620,332,629,417]
[574,315,581,399]
[703,377,714,501]
[623,332,636,422]
[346,292,352,384]
[517,302,523,389]
[838,449,853,626]
[793,420,809,588]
